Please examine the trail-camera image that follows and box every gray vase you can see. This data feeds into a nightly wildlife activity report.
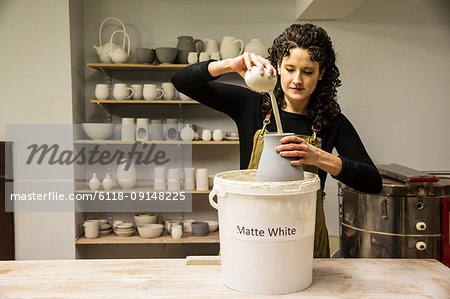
[176,36,203,64]
[257,133,304,182]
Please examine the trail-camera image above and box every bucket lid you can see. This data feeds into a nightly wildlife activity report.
[213,169,320,196]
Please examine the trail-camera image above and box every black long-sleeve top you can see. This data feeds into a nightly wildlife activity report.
[172,61,382,194]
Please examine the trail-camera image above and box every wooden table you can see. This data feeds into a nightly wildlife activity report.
[0,258,449,298]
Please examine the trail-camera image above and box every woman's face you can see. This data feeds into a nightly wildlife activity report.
[279,47,323,112]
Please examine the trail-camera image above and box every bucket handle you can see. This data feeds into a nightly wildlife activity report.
[209,187,218,210]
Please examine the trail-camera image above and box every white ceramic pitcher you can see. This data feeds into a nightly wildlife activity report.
[220,36,244,59]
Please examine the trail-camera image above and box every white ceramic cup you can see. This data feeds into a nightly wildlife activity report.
[210,52,221,60]
[213,129,224,141]
[162,83,176,100]
[121,118,135,141]
[136,118,149,141]
[95,84,110,100]
[196,168,209,191]
[113,83,134,100]
[131,84,143,100]
[143,84,164,100]
[202,129,212,141]
[167,168,180,191]
[184,168,195,190]
[199,52,209,62]
[83,221,99,239]
[154,167,166,190]
[187,52,198,64]
[150,119,164,141]
[171,224,183,239]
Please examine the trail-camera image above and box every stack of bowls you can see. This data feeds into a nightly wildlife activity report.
[134,213,157,227]
[99,222,113,236]
[137,224,164,239]
[114,222,135,237]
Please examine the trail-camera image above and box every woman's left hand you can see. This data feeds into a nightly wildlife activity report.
[275,135,320,166]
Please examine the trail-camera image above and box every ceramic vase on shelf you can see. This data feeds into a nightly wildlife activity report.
[220,36,244,59]
[176,35,203,64]
[116,158,137,189]
[89,173,101,191]
[244,39,268,57]
[257,133,304,182]
[102,172,114,191]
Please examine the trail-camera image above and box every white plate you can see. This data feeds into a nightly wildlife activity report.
[224,136,239,141]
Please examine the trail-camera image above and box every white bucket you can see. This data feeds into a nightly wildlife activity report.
[209,169,320,295]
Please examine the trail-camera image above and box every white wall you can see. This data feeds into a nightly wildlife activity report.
[0,0,76,259]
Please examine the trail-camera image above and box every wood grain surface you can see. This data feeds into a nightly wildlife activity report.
[0,258,449,298]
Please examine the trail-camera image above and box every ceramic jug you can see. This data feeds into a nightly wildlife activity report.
[202,38,220,56]
[257,133,304,182]
[244,39,268,57]
[220,36,244,59]
[109,30,130,63]
[176,36,203,64]
[93,17,126,63]
[102,172,114,191]
[116,158,137,189]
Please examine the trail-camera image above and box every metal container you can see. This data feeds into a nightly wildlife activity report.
[339,164,450,258]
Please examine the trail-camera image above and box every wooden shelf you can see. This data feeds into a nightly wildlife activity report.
[75,188,211,194]
[91,100,199,104]
[88,63,189,71]
[75,231,219,245]
[73,140,239,145]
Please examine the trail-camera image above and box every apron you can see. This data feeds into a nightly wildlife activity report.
[247,113,330,258]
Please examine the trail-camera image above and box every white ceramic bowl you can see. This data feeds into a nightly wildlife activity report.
[115,230,135,237]
[116,223,134,229]
[82,123,114,140]
[134,213,157,227]
[206,220,219,232]
[138,224,164,239]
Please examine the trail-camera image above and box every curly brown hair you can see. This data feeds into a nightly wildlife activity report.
[264,23,341,131]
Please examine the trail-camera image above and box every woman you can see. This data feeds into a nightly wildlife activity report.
[172,23,382,257]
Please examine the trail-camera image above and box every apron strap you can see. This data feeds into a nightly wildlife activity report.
[260,111,272,137]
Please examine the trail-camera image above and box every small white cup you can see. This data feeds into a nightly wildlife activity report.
[187,52,198,64]
[154,167,166,190]
[196,168,209,191]
[121,118,135,141]
[95,84,109,100]
[113,83,134,100]
[143,84,164,100]
[199,52,209,62]
[171,224,183,239]
[210,52,221,60]
[202,129,212,141]
[213,129,224,141]
[162,83,176,100]
[131,84,143,100]
[167,168,180,191]
[136,118,149,141]
[83,221,99,239]
[184,168,195,190]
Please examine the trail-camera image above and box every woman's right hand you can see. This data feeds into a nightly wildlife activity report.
[208,52,277,79]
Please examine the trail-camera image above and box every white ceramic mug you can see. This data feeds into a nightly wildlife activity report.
[83,221,99,239]
[113,83,134,100]
[196,168,209,191]
[210,52,221,60]
[202,38,220,56]
[136,118,149,141]
[143,84,164,100]
[121,118,135,141]
[171,224,183,239]
[167,168,180,191]
[150,119,164,141]
[187,52,198,64]
[95,84,110,100]
[154,167,166,190]
[199,52,209,62]
[202,129,212,141]
[213,129,224,141]
[131,84,143,100]
[162,83,176,100]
